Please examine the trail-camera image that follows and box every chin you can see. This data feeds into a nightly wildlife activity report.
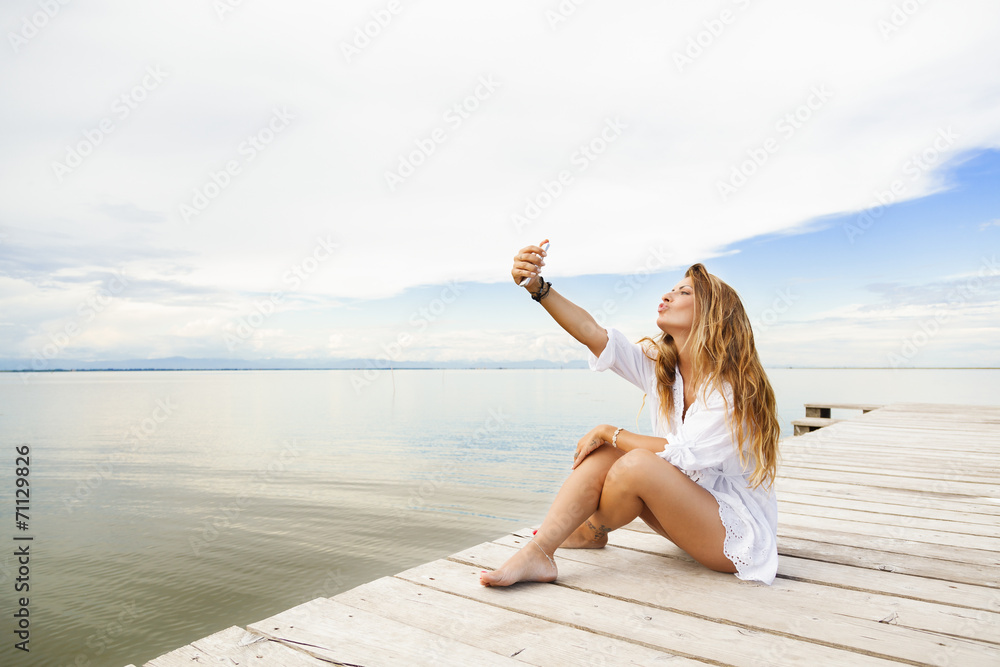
[657,316,687,338]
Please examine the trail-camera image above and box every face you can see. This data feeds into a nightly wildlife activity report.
[656,277,695,335]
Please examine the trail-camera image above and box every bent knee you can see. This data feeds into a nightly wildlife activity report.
[575,444,620,492]
[606,448,661,483]
[606,449,693,493]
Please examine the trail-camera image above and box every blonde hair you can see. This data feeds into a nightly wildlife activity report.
[638,263,780,489]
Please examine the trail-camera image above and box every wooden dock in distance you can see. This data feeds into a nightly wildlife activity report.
[792,401,884,435]
[131,402,1000,666]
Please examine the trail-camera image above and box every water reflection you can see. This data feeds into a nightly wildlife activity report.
[0,368,996,666]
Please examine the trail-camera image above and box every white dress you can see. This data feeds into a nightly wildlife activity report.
[588,326,779,585]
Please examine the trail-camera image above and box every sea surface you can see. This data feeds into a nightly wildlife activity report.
[1,368,998,666]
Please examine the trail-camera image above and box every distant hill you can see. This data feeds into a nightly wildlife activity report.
[0,357,590,371]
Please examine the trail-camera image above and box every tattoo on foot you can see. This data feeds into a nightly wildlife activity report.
[586,520,611,541]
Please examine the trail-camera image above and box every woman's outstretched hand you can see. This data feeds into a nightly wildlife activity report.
[511,239,549,290]
[572,424,613,469]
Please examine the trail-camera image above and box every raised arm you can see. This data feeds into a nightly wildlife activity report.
[511,241,609,358]
[537,288,609,358]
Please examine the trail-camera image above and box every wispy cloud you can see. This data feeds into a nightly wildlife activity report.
[1,1,999,362]
[755,257,1000,366]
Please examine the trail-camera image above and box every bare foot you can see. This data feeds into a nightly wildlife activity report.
[558,520,609,549]
[479,542,557,587]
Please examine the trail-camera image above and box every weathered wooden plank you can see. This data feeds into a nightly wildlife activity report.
[776,477,1000,515]
[778,456,1000,483]
[782,435,1000,456]
[612,525,1000,613]
[786,431,1000,446]
[396,557,903,667]
[247,597,521,666]
[776,521,1000,568]
[777,534,1000,587]
[778,498,1000,538]
[625,518,999,586]
[805,403,882,414]
[787,442,1000,458]
[784,425,1000,445]
[779,449,1000,475]
[144,625,328,666]
[777,490,1000,526]
[334,575,702,666]
[778,464,1000,497]
[803,420,1000,439]
[790,417,1000,439]
[144,644,218,666]
[490,533,1000,647]
[793,417,842,435]
[455,541,1000,665]
[777,510,1000,552]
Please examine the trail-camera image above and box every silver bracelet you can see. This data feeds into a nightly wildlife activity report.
[612,427,622,448]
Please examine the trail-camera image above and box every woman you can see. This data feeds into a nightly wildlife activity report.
[479,240,781,587]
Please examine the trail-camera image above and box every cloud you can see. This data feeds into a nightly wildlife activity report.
[862,269,1000,311]
[755,258,1000,366]
[1,0,999,360]
[97,201,168,224]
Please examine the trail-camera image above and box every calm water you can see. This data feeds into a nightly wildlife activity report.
[1,368,998,666]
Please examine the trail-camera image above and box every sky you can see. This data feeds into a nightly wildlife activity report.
[1,0,998,368]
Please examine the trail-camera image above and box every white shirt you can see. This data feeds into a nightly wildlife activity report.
[588,326,779,585]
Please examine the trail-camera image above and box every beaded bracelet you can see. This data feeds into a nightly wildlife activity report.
[612,427,622,448]
[530,278,552,302]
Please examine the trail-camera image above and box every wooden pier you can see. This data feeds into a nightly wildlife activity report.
[132,403,1000,666]
[791,402,884,435]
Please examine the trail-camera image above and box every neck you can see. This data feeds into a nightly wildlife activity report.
[672,331,694,383]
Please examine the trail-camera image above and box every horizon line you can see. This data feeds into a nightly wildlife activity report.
[3,366,998,372]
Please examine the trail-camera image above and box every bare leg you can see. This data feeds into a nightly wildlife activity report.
[479,445,622,586]
[588,449,736,573]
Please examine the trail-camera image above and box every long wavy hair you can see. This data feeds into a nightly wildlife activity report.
[638,263,780,489]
